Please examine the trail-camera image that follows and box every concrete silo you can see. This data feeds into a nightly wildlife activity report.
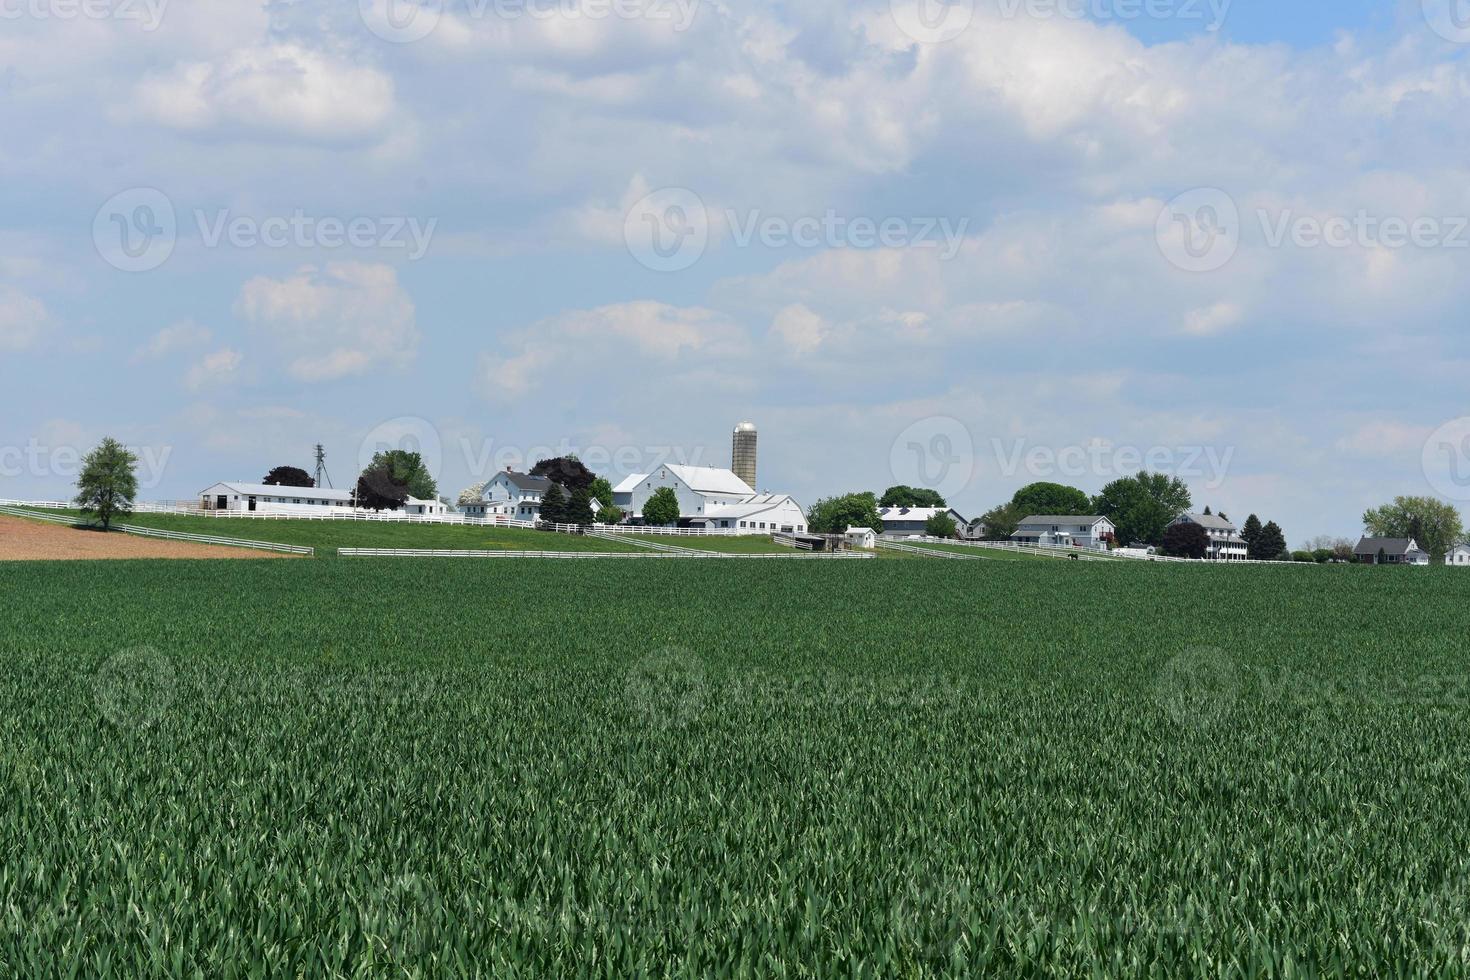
[732,422,758,490]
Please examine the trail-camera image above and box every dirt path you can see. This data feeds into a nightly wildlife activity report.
[0,515,292,561]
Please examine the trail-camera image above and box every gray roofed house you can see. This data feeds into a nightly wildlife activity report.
[1354,537,1431,565]
[1010,515,1115,552]
[1168,512,1248,560]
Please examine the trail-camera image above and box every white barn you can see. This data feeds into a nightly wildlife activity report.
[199,482,442,516]
[612,464,807,533]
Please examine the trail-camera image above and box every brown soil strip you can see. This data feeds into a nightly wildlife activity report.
[0,515,293,561]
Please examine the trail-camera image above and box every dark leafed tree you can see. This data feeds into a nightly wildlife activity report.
[540,484,568,526]
[806,492,883,535]
[1162,521,1210,560]
[566,487,595,527]
[1010,482,1091,517]
[74,438,138,531]
[262,465,314,488]
[355,463,408,511]
[879,485,947,509]
[1253,521,1288,561]
[531,456,596,493]
[364,450,437,502]
[976,502,1024,540]
[642,486,681,527]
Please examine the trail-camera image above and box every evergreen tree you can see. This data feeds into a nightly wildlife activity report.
[566,487,595,527]
[1253,521,1287,561]
[1241,514,1263,551]
[540,484,567,526]
[74,438,138,530]
[1203,505,1212,516]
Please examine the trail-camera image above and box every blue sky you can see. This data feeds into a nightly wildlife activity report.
[4,0,1470,542]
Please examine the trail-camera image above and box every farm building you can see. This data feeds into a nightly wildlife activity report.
[845,527,878,549]
[1011,516,1115,551]
[463,469,572,522]
[1354,537,1431,565]
[612,465,807,533]
[198,482,441,516]
[1167,513,1248,560]
[878,507,967,537]
[1449,544,1470,566]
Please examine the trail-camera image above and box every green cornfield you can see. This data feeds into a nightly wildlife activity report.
[3,557,1469,976]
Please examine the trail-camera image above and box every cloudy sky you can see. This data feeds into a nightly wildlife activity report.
[4,0,1470,541]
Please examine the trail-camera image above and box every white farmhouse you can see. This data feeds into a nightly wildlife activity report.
[1011,515,1116,551]
[1167,512,1248,560]
[1449,544,1470,567]
[462,469,571,522]
[612,464,807,533]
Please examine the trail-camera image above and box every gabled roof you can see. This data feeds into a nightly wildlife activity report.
[1017,515,1111,526]
[1176,512,1237,532]
[665,464,756,495]
[493,470,555,492]
[201,482,354,502]
[878,507,964,522]
[1355,537,1421,556]
[612,473,649,494]
[703,494,803,521]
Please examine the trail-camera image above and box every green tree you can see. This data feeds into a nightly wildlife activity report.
[566,487,595,527]
[355,464,408,511]
[363,450,437,501]
[925,512,958,539]
[879,486,947,508]
[531,456,596,493]
[1241,514,1263,552]
[642,486,681,526]
[807,492,883,535]
[1094,471,1192,546]
[589,477,616,511]
[976,502,1024,540]
[540,484,568,526]
[1362,496,1464,561]
[262,465,314,488]
[74,438,138,530]
[1253,521,1287,561]
[1010,482,1091,517]
[1161,521,1209,559]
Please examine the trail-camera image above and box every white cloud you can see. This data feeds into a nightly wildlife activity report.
[0,286,49,351]
[770,304,829,355]
[235,263,420,382]
[184,348,244,392]
[1182,302,1243,337]
[127,44,397,144]
[133,320,213,362]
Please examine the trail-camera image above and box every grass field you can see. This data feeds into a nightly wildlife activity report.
[3,555,1467,975]
[9,508,644,556]
[886,539,1081,561]
[625,533,808,555]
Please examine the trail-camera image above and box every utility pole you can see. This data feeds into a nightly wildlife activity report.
[313,444,333,489]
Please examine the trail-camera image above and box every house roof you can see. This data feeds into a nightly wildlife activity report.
[702,494,803,521]
[879,507,964,522]
[201,482,355,502]
[612,473,648,494]
[665,464,756,495]
[1355,537,1421,555]
[1176,512,1237,531]
[495,470,557,492]
[1017,515,1110,526]
[845,526,876,535]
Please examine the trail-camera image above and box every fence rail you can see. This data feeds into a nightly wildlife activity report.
[338,548,873,560]
[0,505,314,556]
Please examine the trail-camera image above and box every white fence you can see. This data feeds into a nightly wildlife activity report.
[338,548,873,561]
[0,505,314,556]
[887,535,1319,566]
